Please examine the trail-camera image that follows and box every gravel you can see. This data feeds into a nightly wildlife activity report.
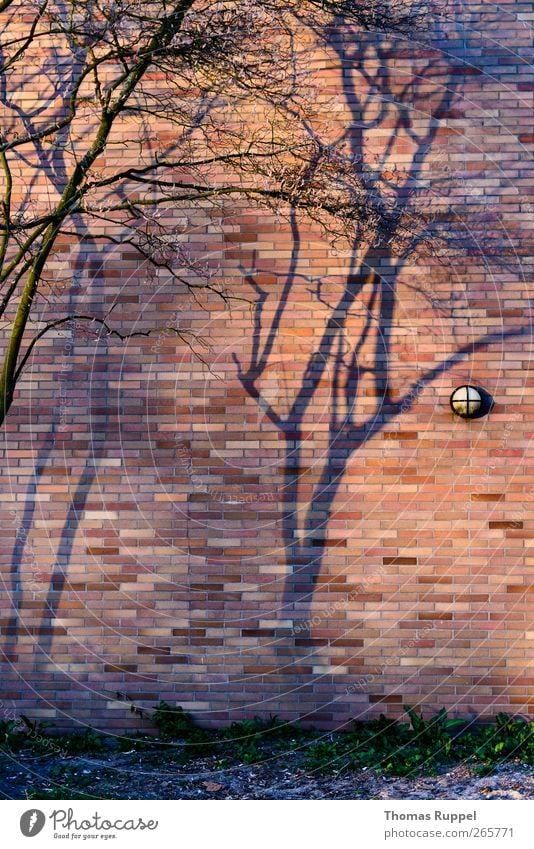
[1,749,533,800]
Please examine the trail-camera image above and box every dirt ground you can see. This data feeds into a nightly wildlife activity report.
[1,747,533,800]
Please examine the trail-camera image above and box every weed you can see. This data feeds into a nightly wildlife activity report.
[461,713,534,770]
[152,701,215,759]
[54,728,108,755]
[6,705,534,782]
[26,768,103,801]
[219,714,302,764]
[305,707,486,777]
[0,719,28,752]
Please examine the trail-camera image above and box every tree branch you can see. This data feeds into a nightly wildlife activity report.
[14,312,206,383]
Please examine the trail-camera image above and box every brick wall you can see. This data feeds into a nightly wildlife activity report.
[0,1,533,730]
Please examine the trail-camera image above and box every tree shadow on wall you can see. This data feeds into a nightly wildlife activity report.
[0,45,216,691]
[0,35,110,669]
[232,22,533,722]
[1,9,531,727]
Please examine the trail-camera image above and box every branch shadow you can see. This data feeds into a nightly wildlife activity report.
[232,18,533,719]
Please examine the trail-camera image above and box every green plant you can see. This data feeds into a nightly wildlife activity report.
[230,740,265,764]
[305,708,472,777]
[26,767,104,800]
[151,701,215,759]
[219,714,301,764]
[5,704,534,784]
[55,728,108,755]
[152,702,198,738]
[404,706,466,745]
[0,719,28,751]
[222,715,299,743]
[465,713,534,768]
[472,762,496,777]
[304,739,349,773]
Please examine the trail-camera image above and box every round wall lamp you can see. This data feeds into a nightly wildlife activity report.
[450,385,493,419]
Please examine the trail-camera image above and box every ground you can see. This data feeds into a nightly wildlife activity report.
[1,748,533,800]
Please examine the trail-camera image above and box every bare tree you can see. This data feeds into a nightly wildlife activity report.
[0,0,426,427]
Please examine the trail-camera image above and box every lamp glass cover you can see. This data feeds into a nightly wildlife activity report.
[451,385,482,417]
